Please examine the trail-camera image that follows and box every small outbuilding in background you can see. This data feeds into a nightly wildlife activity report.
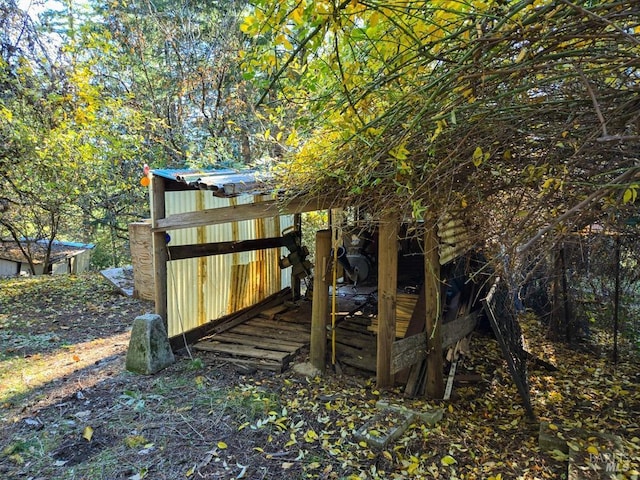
[0,239,94,277]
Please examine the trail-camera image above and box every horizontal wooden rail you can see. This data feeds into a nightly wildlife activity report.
[168,237,286,261]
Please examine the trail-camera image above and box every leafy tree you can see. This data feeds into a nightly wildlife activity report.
[1,1,78,272]
[87,0,271,168]
[1,1,151,270]
[240,0,639,341]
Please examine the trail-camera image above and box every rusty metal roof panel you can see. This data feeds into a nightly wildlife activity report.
[152,168,272,197]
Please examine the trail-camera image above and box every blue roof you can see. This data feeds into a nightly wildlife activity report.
[50,240,96,249]
[25,238,95,249]
[152,168,272,197]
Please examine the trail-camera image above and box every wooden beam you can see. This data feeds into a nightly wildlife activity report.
[377,210,398,388]
[392,312,478,374]
[168,236,286,261]
[151,175,169,330]
[292,214,302,299]
[424,223,444,399]
[391,333,427,374]
[310,229,331,372]
[153,197,331,232]
[442,311,478,349]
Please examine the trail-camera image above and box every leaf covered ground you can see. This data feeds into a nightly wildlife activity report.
[0,273,639,479]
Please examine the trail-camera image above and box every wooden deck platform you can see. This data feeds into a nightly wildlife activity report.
[192,286,382,373]
[193,301,312,372]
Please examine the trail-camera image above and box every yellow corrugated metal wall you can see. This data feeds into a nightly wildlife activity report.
[163,191,293,337]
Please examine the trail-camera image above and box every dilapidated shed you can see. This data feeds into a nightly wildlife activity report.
[144,167,497,401]
[144,168,312,338]
[0,239,94,277]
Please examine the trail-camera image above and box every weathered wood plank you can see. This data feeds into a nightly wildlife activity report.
[395,285,426,383]
[275,308,311,324]
[336,343,377,373]
[246,317,311,333]
[404,360,426,397]
[209,332,305,353]
[168,236,286,261]
[211,288,292,334]
[170,287,292,350]
[194,341,291,361]
[391,333,427,374]
[337,321,375,335]
[258,304,290,320]
[154,197,332,232]
[151,175,168,329]
[203,356,283,372]
[332,330,377,350]
[311,230,331,372]
[231,324,310,343]
[442,312,478,349]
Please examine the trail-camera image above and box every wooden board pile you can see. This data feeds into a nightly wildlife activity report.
[367,293,419,338]
[191,288,311,373]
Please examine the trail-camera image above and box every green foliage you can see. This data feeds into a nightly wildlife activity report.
[241,0,640,258]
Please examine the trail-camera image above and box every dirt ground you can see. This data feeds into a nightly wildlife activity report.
[1,273,639,479]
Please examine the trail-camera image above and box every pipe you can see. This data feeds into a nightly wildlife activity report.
[335,246,354,274]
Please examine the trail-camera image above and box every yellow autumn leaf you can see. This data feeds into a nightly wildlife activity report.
[217,441,227,449]
[124,435,148,448]
[623,187,637,203]
[83,426,94,442]
[441,454,457,466]
[472,146,483,167]
[407,461,420,474]
[587,445,599,455]
[304,429,319,442]
[0,106,13,122]
[285,432,297,447]
[239,15,255,34]
[515,47,528,63]
[185,464,196,477]
[542,178,555,190]
[291,5,304,25]
[389,142,409,160]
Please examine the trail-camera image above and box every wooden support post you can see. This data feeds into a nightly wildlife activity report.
[310,229,331,372]
[424,223,444,399]
[377,211,398,388]
[151,175,169,332]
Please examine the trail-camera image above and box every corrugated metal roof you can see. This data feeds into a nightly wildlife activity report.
[437,213,475,265]
[152,168,272,197]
